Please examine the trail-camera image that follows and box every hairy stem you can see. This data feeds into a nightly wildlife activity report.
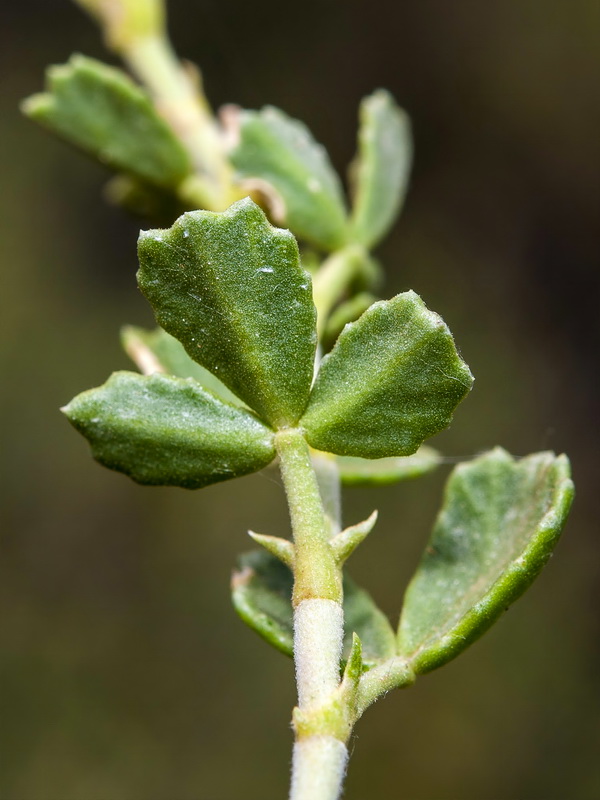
[290,737,348,800]
[276,429,348,800]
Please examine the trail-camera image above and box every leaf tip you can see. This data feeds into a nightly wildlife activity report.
[248,531,295,568]
[331,509,378,565]
[342,632,364,685]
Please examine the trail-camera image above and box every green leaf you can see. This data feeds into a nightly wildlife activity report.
[62,371,276,489]
[336,447,441,486]
[301,291,473,458]
[398,448,574,673]
[22,54,191,189]
[231,551,294,656]
[349,90,412,249]
[343,576,397,665]
[232,550,397,667]
[230,106,348,251]
[322,292,378,350]
[121,325,243,406]
[137,198,317,428]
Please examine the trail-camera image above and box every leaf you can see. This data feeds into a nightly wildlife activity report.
[232,550,397,667]
[322,292,378,350]
[62,371,276,489]
[121,325,243,406]
[22,54,191,189]
[229,106,348,251]
[397,448,574,673]
[336,447,441,486]
[231,551,294,656]
[343,576,397,666]
[137,198,317,428]
[301,291,473,458]
[349,90,412,249]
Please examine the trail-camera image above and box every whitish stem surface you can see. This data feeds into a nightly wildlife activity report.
[276,429,347,800]
[294,599,343,708]
[290,737,348,800]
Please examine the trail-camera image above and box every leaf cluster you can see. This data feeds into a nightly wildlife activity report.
[62,199,572,696]
[64,198,473,486]
[25,6,573,712]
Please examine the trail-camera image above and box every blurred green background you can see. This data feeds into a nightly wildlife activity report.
[1,1,599,798]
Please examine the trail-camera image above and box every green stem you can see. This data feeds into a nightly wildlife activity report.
[76,0,241,210]
[275,429,347,800]
[276,429,341,607]
[356,656,415,717]
[125,34,237,210]
[312,245,377,338]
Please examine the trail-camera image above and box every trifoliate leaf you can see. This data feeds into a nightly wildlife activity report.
[22,54,191,188]
[230,106,348,251]
[121,325,243,406]
[137,198,317,428]
[62,371,275,489]
[398,448,574,673]
[349,90,412,249]
[336,447,441,485]
[232,550,397,667]
[301,291,473,458]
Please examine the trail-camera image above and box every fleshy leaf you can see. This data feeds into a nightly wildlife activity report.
[22,54,191,188]
[229,106,348,251]
[335,447,441,485]
[137,198,317,428]
[398,448,574,673]
[232,550,397,667]
[121,325,243,406]
[349,90,412,249]
[301,291,473,458]
[62,371,276,489]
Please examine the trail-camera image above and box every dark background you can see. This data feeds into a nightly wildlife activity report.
[1,1,599,798]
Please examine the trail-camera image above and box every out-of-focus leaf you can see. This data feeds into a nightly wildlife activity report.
[137,198,317,428]
[232,550,397,667]
[105,174,186,225]
[335,447,441,485]
[232,551,294,656]
[301,291,473,458]
[343,576,397,665]
[230,106,348,251]
[22,54,191,188]
[349,90,412,249]
[121,325,243,405]
[62,371,275,489]
[398,448,574,673]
